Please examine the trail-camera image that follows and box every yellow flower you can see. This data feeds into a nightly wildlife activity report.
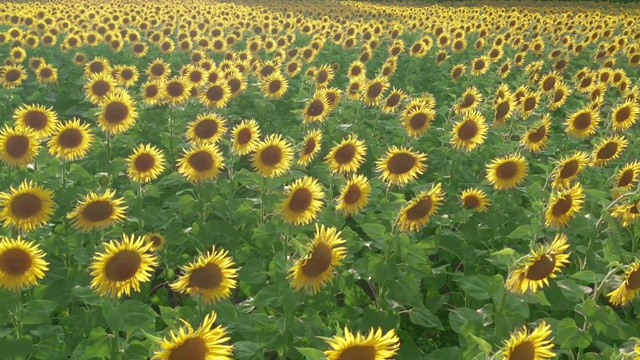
[127,144,166,183]
[397,183,445,232]
[170,246,238,304]
[450,110,488,151]
[486,154,528,190]
[176,144,225,184]
[67,189,127,232]
[324,327,399,360]
[375,146,427,186]
[13,104,58,139]
[500,321,555,359]
[608,262,640,306]
[506,233,571,293]
[252,134,293,178]
[48,118,94,161]
[280,176,325,226]
[0,236,48,292]
[231,119,261,156]
[335,174,371,216]
[89,234,157,298]
[460,188,491,212]
[0,180,55,233]
[289,224,346,294]
[325,135,367,175]
[298,129,323,166]
[152,311,232,360]
[0,125,40,168]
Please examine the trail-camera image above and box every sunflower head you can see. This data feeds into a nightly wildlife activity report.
[544,183,585,229]
[145,233,166,252]
[325,135,367,175]
[186,114,227,145]
[506,233,571,294]
[67,189,127,232]
[0,125,40,167]
[397,183,445,232]
[89,233,157,298]
[486,154,529,190]
[335,174,371,216]
[289,224,346,294]
[252,134,293,178]
[0,236,49,292]
[376,146,427,186]
[231,119,261,156]
[127,144,166,183]
[501,321,555,359]
[13,104,59,139]
[280,176,325,226]
[298,129,323,166]
[608,262,640,306]
[96,90,138,135]
[177,144,225,184]
[170,246,238,304]
[48,118,94,161]
[324,327,400,360]
[460,188,491,212]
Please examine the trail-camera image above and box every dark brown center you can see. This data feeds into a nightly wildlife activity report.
[507,340,535,360]
[260,145,282,166]
[105,250,141,281]
[23,111,48,130]
[596,142,618,160]
[236,128,252,145]
[82,200,114,222]
[134,153,155,172]
[6,135,30,158]
[614,106,630,123]
[10,193,43,218]
[288,188,312,212]
[405,197,432,220]
[167,82,185,98]
[334,144,356,164]
[307,99,325,117]
[92,80,111,97]
[387,153,416,175]
[194,119,218,139]
[496,161,518,180]
[301,242,332,276]
[573,112,592,130]
[58,128,83,148]
[552,195,573,216]
[525,254,556,280]
[457,120,479,141]
[188,151,214,171]
[343,184,361,204]
[188,263,223,289]
[105,102,129,124]
[0,249,32,275]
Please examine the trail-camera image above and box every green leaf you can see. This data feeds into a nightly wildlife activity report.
[296,347,325,360]
[454,275,503,300]
[359,223,388,251]
[19,299,58,325]
[409,306,443,329]
[507,225,531,240]
[449,307,484,334]
[487,248,517,271]
[571,270,597,283]
[558,318,592,349]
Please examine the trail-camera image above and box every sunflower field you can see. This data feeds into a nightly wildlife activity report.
[1,0,640,359]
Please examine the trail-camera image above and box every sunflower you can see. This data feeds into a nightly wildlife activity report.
[346,75,366,101]
[84,72,116,105]
[200,81,232,108]
[147,58,171,80]
[614,161,640,192]
[163,77,190,106]
[549,82,571,110]
[35,63,57,84]
[177,144,225,184]
[520,91,540,120]
[0,125,40,167]
[550,151,590,189]
[303,95,331,123]
[319,87,342,111]
[251,134,293,178]
[130,42,148,58]
[315,65,334,88]
[608,262,640,306]
[450,64,466,82]
[402,106,436,138]
[170,246,238,304]
[486,153,528,190]
[544,183,585,229]
[96,90,138,135]
[450,110,488,151]
[325,327,400,360]
[325,135,367,175]
[565,108,600,139]
[183,65,206,87]
[0,180,55,232]
[279,176,324,226]
[231,119,261,156]
[470,56,490,76]
[336,174,371,216]
[362,76,388,107]
[610,100,639,132]
[454,87,483,115]
[539,71,561,92]
[261,72,288,99]
[397,182,445,233]
[127,144,166,183]
[152,310,232,360]
[48,118,94,161]
[84,56,111,77]
[89,233,157,298]
[381,88,407,114]
[611,202,640,227]
[298,129,323,166]
[460,188,491,212]
[500,321,555,359]
[67,189,127,231]
[12,103,58,140]
[0,236,48,292]
[289,224,346,293]
[186,114,227,145]
[493,95,515,127]
[376,146,427,186]
[113,65,139,88]
[145,233,165,252]
[2,65,26,87]
[591,135,628,167]
[521,116,551,152]
[506,233,571,294]
[141,81,164,106]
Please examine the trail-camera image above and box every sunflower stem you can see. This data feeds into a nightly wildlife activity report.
[168,106,174,161]
[61,159,66,189]
[110,297,121,353]
[106,133,111,163]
